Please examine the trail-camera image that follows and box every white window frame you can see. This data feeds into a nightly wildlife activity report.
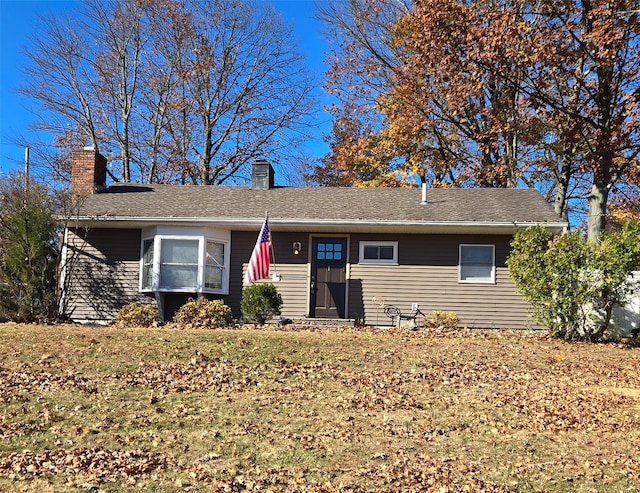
[158,235,202,292]
[459,244,495,284]
[139,235,230,294]
[141,238,155,291]
[204,239,226,291]
[359,241,398,265]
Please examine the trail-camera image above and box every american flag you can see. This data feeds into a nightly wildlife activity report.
[243,216,271,285]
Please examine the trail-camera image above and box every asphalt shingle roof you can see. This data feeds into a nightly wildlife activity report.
[75,184,564,231]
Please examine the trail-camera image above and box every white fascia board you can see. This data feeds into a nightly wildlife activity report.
[70,216,568,234]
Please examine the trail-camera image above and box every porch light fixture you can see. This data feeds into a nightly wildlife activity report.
[292,242,301,255]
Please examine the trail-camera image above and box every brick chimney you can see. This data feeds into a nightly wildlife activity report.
[71,146,107,198]
[251,159,275,190]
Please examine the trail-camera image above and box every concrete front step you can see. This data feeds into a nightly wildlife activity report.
[286,318,356,327]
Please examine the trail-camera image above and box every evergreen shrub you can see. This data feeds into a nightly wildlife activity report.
[241,283,283,325]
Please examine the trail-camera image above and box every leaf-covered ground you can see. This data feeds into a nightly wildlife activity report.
[0,323,639,492]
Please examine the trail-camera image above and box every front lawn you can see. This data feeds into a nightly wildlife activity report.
[0,323,639,492]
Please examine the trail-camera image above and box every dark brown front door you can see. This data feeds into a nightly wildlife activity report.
[310,238,347,318]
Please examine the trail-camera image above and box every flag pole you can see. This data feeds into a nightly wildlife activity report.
[243,212,273,286]
[266,211,279,279]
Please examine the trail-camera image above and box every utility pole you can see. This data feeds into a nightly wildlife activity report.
[24,147,30,191]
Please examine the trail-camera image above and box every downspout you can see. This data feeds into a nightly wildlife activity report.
[57,228,69,318]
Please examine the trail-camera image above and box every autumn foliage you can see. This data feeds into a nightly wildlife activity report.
[173,298,233,328]
[318,0,640,240]
[113,302,160,328]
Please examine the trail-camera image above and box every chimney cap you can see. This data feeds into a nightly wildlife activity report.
[251,159,275,190]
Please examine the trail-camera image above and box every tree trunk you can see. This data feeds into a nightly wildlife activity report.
[121,139,131,183]
[554,154,572,221]
[554,178,568,221]
[587,179,609,242]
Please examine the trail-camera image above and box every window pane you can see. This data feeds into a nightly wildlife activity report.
[363,245,378,259]
[205,266,223,289]
[160,265,198,289]
[160,239,199,289]
[141,239,154,290]
[461,265,493,281]
[161,239,198,264]
[461,246,493,264]
[206,241,224,267]
[143,239,154,263]
[379,246,394,260]
[205,241,225,290]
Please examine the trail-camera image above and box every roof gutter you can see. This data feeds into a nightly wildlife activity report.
[64,216,568,234]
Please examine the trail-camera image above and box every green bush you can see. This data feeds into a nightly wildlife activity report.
[241,283,283,325]
[507,220,640,341]
[174,297,233,328]
[114,302,159,328]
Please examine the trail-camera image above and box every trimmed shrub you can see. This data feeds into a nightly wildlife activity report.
[241,283,283,325]
[114,302,159,328]
[174,298,233,328]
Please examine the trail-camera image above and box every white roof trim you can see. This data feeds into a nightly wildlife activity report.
[67,216,568,234]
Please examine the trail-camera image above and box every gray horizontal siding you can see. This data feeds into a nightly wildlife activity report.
[62,228,151,323]
[347,233,536,329]
[231,231,536,328]
[349,264,534,329]
[62,227,537,329]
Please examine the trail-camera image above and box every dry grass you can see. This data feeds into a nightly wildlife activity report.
[1,323,640,492]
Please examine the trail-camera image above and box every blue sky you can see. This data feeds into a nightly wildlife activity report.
[0,0,331,178]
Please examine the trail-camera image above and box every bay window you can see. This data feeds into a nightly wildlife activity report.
[140,229,229,294]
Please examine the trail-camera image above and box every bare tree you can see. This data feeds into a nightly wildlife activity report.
[85,0,147,183]
[19,0,317,185]
[318,0,409,108]
[21,10,103,156]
